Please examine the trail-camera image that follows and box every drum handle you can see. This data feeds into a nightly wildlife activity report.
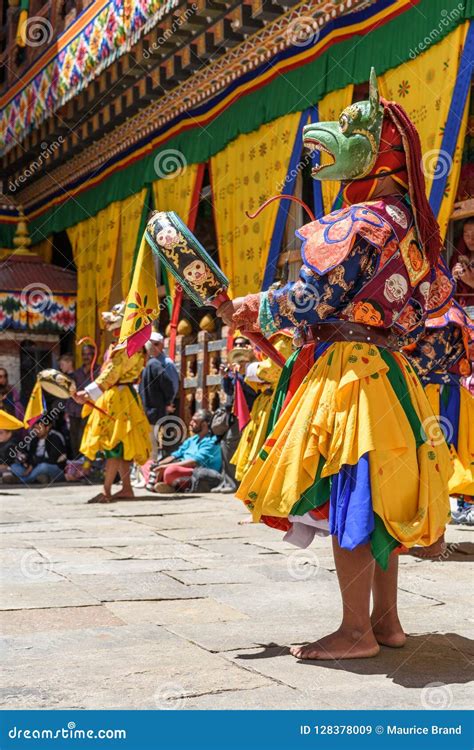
[211,292,286,368]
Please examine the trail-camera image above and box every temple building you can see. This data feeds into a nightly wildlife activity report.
[1,0,472,413]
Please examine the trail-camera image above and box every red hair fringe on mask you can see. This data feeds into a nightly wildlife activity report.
[382,99,442,268]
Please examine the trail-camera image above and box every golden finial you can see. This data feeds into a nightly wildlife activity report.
[12,207,33,254]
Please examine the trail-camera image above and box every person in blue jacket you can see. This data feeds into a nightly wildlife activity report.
[148,409,222,493]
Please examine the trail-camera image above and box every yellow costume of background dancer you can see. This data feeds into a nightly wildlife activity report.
[232,331,293,481]
[80,346,151,466]
[75,302,151,503]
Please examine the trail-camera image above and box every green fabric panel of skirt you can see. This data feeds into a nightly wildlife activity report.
[380,350,424,448]
[5,0,471,246]
[266,349,299,438]
[370,513,400,570]
[104,442,124,459]
[440,383,450,410]
[290,453,331,517]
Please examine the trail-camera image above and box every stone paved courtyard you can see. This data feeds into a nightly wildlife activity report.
[1,483,473,710]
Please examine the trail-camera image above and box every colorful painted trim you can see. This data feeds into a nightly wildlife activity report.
[1,0,178,154]
[0,291,76,332]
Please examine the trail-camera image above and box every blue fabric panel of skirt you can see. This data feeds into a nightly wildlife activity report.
[440,383,460,451]
[329,452,374,550]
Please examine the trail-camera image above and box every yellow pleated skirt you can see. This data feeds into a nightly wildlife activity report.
[236,342,452,551]
[232,390,273,482]
[425,382,474,497]
[80,385,151,465]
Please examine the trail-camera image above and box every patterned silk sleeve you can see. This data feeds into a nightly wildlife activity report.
[258,237,379,337]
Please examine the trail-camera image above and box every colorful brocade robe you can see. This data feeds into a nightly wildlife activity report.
[257,198,454,342]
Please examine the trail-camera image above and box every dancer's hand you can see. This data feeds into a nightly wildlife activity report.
[73,390,89,405]
[216,297,245,326]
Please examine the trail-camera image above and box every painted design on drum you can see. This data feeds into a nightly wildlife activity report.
[182,259,218,296]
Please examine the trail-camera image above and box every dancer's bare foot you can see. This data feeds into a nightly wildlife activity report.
[371,612,406,648]
[408,535,446,560]
[290,627,380,661]
[87,492,114,504]
[111,488,135,499]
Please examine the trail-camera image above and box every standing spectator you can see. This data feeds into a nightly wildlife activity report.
[145,332,180,456]
[212,337,257,492]
[0,368,25,421]
[140,340,176,460]
[148,332,179,399]
[68,345,99,458]
[58,353,75,375]
[148,410,221,493]
[451,218,474,313]
[10,419,67,485]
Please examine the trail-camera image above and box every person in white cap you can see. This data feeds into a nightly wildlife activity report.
[140,333,177,460]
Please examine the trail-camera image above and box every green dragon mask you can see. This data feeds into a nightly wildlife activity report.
[304,68,384,181]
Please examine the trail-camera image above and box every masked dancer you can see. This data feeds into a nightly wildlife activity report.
[217,70,453,661]
[74,302,151,503]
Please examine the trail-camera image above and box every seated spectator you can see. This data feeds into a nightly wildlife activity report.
[0,427,21,485]
[147,409,221,494]
[10,418,67,485]
[0,367,25,421]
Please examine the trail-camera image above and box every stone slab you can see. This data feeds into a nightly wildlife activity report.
[0,581,100,610]
[105,597,247,625]
[63,571,200,602]
[1,625,273,710]
[0,605,125,635]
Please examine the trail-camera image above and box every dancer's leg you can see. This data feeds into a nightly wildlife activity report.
[112,459,135,498]
[290,538,379,660]
[371,552,406,647]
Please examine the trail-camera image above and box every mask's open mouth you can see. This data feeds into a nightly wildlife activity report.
[304,137,336,176]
